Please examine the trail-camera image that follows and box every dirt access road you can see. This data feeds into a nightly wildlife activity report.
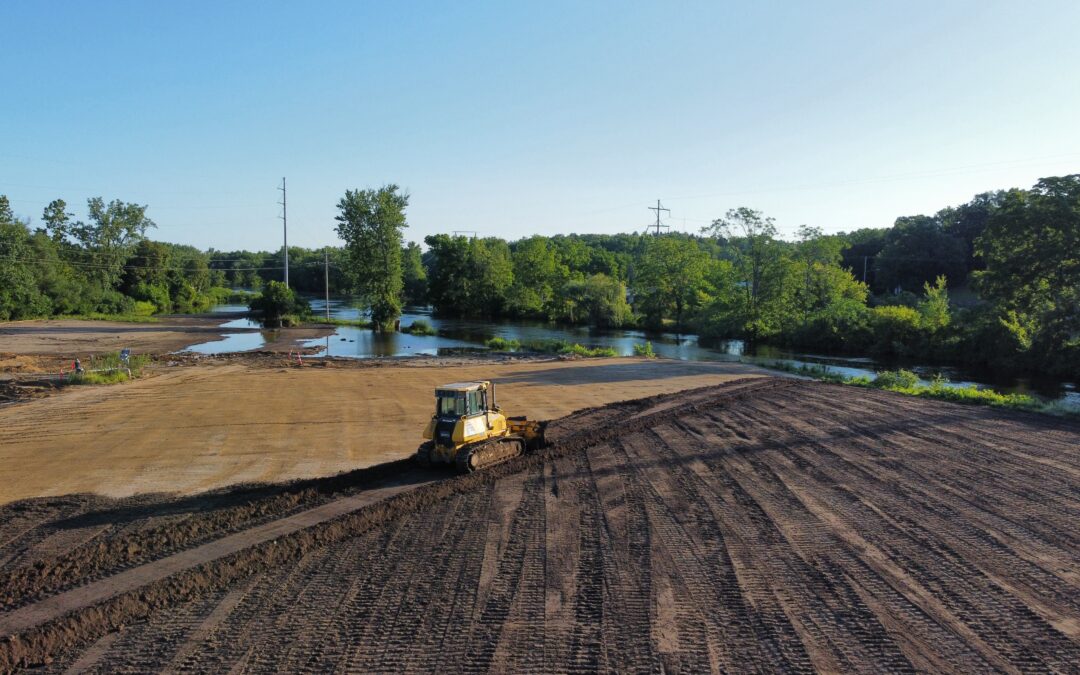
[0,379,1077,671]
[0,357,766,504]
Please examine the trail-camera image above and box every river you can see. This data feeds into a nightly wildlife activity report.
[189,300,1078,408]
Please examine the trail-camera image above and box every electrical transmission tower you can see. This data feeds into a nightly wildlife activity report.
[278,177,289,288]
[648,199,670,235]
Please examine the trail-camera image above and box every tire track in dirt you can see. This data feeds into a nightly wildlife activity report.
[3,378,1079,673]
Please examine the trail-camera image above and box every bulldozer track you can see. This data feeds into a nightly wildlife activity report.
[2,376,1079,672]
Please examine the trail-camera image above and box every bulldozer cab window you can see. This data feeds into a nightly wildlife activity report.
[437,394,466,417]
[468,390,485,415]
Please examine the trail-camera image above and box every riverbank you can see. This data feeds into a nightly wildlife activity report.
[0,314,333,372]
[761,361,1080,418]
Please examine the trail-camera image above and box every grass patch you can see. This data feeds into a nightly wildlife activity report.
[484,337,618,357]
[760,362,1077,418]
[66,351,151,386]
[315,317,372,328]
[523,338,566,353]
[559,343,619,358]
[485,336,521,351]
[68,370,133,385]
[401,319,436,336]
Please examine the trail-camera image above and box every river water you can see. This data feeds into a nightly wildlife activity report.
[190,300,1078,407]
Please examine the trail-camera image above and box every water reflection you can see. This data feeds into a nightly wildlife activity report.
[185,298,1076,405]
[184,331,268,354]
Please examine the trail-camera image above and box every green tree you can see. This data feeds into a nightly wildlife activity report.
[633,235,710,328]
[508,236,564,316]
[838,227,888,289]
[72,197,156,290]
[334,185,409,330]
[975,174,1080,374]
[0,198,52,319]
[41,199,73,243]
[875,214,965,293]
[579,273,634,327]
[705,207,787,341]
[249,280,311,325]
[917,275,950,333]
[793,225,846,318]
[402,241,427,305]
[424,234,473,315]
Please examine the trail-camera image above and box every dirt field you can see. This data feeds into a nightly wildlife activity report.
[1,378,1078,672]
[0,357,765,504]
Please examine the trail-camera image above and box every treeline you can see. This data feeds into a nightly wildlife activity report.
[0,196,235,318]
[326,177,1077,378]
[3,174,1077,378]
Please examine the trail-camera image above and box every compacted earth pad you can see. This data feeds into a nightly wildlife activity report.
[1,378,1078,672]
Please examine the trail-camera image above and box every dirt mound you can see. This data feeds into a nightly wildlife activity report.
[3,378,1080,671]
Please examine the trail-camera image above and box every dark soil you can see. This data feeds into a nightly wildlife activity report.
[1,378,1078,672]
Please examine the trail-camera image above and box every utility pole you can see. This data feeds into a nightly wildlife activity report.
[648,199,670,236]
[278,177,289,288]
[324,250,330,321]
[863,255,868,283]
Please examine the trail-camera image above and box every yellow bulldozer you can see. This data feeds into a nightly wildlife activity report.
[416,380,544,472]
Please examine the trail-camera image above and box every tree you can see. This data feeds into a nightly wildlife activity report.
[249,280,310,325]
[875,215,966,293]
[424,235,514,317]
[704,207,787,341]
[402,241,427,306]
[579,273,634,327]
[334,185,409,330]
[424,234,473,315]
[939,191,1004,273]
[975,174,1080,373]
[507,236,564,316]
[72,197,156,289]
[794,225,846,318]
[0,198,53,319]
[838,228,888,290]
[41,199,73,243]
[917,275,950,333]
[633,235,710,328]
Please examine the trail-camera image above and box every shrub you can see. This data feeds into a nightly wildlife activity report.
[485,336,521,351]
[870,305,926,357]
[249,281,311,325]
[401,319,436,335]
[871,369,920,389]
[94,289,136,315]
[788,299,872,353]
[560,343,618,358]
[132,282,172,313]
[132,301,157,317]
[520,338,569,354]
[633,341,656,358]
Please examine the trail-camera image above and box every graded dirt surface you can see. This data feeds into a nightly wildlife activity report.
[1,379,1078,672]
[0,357,766,504]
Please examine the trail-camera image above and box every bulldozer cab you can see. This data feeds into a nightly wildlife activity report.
[434,381,493,419]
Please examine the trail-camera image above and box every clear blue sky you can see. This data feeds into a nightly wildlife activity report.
[3,1,1079,250]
